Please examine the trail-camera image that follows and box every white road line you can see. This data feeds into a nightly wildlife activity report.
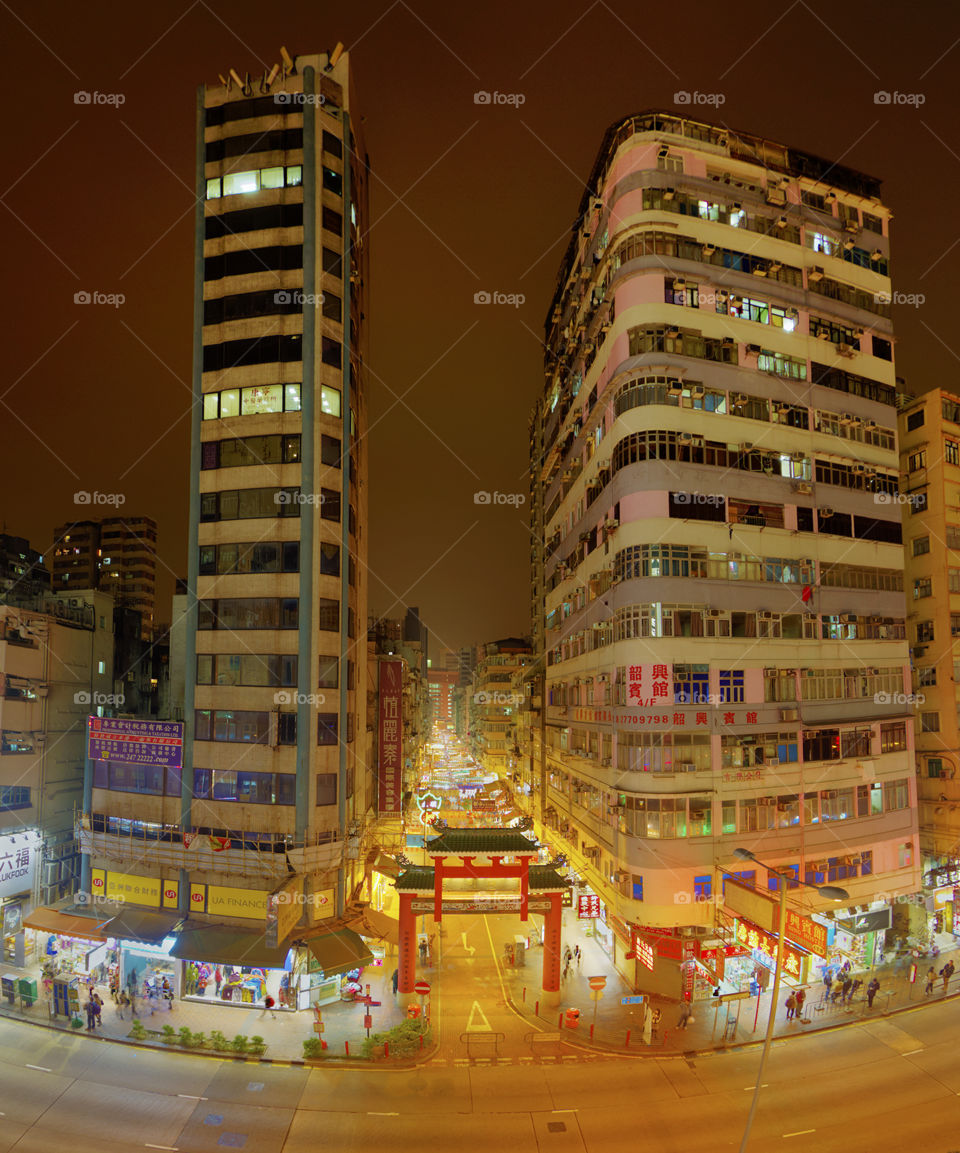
[902,1048,924,1055]
[744,1084,769,1089]
[367,1112,399,1116]
[783,1130,816,1138]
[145,1145,179,1151]
[176,1094,208,1100]
[552,1109,578,1113]
[25,1064,51,1072]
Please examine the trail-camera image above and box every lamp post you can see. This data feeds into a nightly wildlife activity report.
[733,847,849,1153]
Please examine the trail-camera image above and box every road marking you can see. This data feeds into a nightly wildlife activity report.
[482,914,510,1004]
[552,1109,578,1113]
[367,1112,399,1116]
[782,1130,816,1139]
[902,1048,924,1056]
[145,1145,179,1151]
[467,999,492,1031]
[26,1064,51,1072]
[744,1084,769,1089]
[177,1095,208,1100]
[461,931,476,956]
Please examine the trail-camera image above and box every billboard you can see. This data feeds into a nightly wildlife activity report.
[0,832,39,901]
[378,660,404,814]
[87,717,183,768]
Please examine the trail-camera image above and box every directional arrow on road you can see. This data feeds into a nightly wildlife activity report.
[467,1000,491,1031]
[461,931,476,956]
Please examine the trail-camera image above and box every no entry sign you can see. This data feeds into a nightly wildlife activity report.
[414,980,431,996]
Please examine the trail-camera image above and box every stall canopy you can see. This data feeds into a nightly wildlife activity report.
[170,925,292,968]
[834,909,893,936]
[346,907,400,946]
[306,928,373,976]
[105,909,181,944]
[23,906,112,941]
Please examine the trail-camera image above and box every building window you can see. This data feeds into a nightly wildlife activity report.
[880,722,906,754]
[317,714,338,745]
[0,786,30,810]
[316,773,337,805]
[908,450,926,472]
[318,658,339,689]
[718,670,745,703]
[195,709,272,743]
[920,713,940,733]
[947,440,960,466]
[913,537,930,557]
[916,621,934,643]
[928,758,943,778]
[914,578,932,599]
[673,665,709,703]
[916,666,937,687]
[693,875,712,899]
[950,569,960,594]
[910,492,928,514]
[632,876,643,901]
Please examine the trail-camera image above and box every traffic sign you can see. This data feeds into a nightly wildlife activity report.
[588,975,607,991]
[414,980,431,996]
[621,994,645,1005]
[589,990,604,1001]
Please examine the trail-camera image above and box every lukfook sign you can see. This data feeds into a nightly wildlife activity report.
[0,831,39,901]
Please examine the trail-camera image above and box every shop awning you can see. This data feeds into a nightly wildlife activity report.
[306,928,373,976]
[367,851,400,879]
[346,907,400,946]
[105,909,181,944]
[170,925,292,968]
[834,909,892,936]
[23,906,113,941]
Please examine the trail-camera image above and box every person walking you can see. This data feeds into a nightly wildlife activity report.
[84,997,96,1032]
[117,990,130,1019]
[215,966,223,997]
[867,977,880,1008]
[128,988,138,1018]
[677,1002,692,1030]
[574,945,582,969]
[840,977,853,1005]
[650,1006,662,1039]
[259,994,277,1020]
[785,992,797,1020]
[822,969,833,1001]
[794,988,806,1018]
[391,968,399,995]
[940,959,955,993]
[562,956,572,981]
[925,967,937,995]
[92,993,103,1028]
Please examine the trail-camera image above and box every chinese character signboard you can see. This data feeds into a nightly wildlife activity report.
[625,663,673,707]
[784,908,828,957]
[0,832,38,901]
[378,660,404,815]
[734,918,807,982]
[578,894,601,919]
[631,929,656,971]
[570,705,772,731]
[87,717,183,768]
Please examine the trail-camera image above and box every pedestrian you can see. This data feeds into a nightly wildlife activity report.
[650,1006,662,1039]
[574,945,581,969]
[794,988,806,1017]
[419,939,428,964]
[259,994,277,1020]
[677,1002,692,1029]
[92,993,103,1027]
[925,967,936,995]
[841,977,853,1004]
[391,968,399,995]
[785,993,796,1020]
[822,969,833,1001]
[215,966,223,997]
[867,977,880,1007]
[117,990,129,1019]
[84,998,96,1032]
[129,988,138,1018]
[941,960,955,992]
[563,957,571,980]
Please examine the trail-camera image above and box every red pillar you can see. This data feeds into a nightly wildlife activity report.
[398,892,417,994]
[520,858,529,922]
[433,857,443,923]
[542,891,562,994]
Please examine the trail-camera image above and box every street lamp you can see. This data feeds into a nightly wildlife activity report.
[733,847,849,1153]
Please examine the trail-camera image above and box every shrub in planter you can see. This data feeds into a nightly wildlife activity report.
[361,1019,430,1060]
[231,1034,249,1054]
[209,1030,230,1051]
[191,1031,207,1049]
[178,1027,193,1048]
[70,1015,84,1030]
[302,1037,324,1059]
[248,1035,267,1056]
[161,1024,178,1045]
[129,1019,147,1040]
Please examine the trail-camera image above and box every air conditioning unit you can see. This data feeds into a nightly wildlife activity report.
[732,393,748,405]
[759,611,774,619]
[679,432,694,444]
[843,614,857,623]
[673,277,686,290]
[819,507,835,518]
[663,188,676,201]
[852,464,867,474]
[808,266,824,282]
[776,215,788,228]
[691,385,705,398]
[601,757,612,767]
[752,265,768,277]
[702,244,716,256]
[666,326,681,338]
[680,762,697,772]
[769,261,782,272]
[747,344,762,355]
[605,518,619,530]
[708,609,722,618]
[824,790,838,799]
[766,187,787,206]
[739,442,754,453]
[780,708,800,722]
[843,218,859,233]
[840,413,856,425]
[793,482,813,495]
[837,343,856,358]
[825,191,838,203]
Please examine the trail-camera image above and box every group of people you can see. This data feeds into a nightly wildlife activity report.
[83,991,104,1031]
[562,944,582,980]
[924,959,955,995]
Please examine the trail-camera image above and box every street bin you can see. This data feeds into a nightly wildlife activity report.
[565,1007,580,1029]
[1,974,16,1005]
[18,978,37,1007]
[407,1002,421,1020]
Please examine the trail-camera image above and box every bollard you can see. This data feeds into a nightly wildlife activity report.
[535,1000,539,1016]
[558,1013,563,1029]
[522,987,526,1002]
[345,1040,349,1056]
[384,1041,389,1058]
[419,1033,424,1049]
[625,1030,631,1048]
[590,1023,594,1040]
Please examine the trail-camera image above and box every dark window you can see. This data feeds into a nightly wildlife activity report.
[906,409,925,431]
[203,334,303,372]
[322,167,343,196]
[796,506,815,532]
[316,771,337,802]
[854,516,902,544]
[872,336,893,361]
[322,246,342,278]
[321,336,342,368]
[818,509,852,537]
[277,713,297,745]
[206,96,298,126]
[322,130,343,159]
[317,716,338,746]
[205,244,303,282]
[321,435,342,467]
[321,488,341,521]
[205,128,303,162]
[318,598,339,631]
[197,598,299,630]
[204,202,303,240]
[322,206,343,235]
[318,657,339,688]
[204,286,304,324]
[668,491,725,521]
[0,786,31,810]
[319,542,340,575]
[322,291,342,323]
[195,709,272,743]
[199,488,300,522]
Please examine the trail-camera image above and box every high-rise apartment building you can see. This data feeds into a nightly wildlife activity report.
[899,390,960,875]
[85,48,371,959]
[470,638,532,776]
[523,111,920,983]
[0,534,49,603]
[51,516,157,638]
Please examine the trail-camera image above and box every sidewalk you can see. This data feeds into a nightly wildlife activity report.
[0,956,408,1062]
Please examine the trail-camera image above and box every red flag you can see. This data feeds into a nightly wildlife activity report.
[801,585,812,602]
[209,835,231,852]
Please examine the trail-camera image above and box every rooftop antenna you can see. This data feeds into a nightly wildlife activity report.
[280,46,296,76]
[326,42,344,70]
[218,73,230,91]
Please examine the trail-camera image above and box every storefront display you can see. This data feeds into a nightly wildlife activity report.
[181,958,295,1009]
[121,939,178,1001]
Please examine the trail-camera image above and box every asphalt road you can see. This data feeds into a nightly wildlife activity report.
[3,956,960,1152]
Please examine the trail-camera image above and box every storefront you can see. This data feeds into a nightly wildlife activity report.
[829,908,892,973]
[0,829,40,966]
[171,924,296,1010]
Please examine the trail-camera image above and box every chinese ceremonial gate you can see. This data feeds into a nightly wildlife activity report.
[395,828,571,1006]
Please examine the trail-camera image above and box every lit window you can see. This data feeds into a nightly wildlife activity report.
[223,170,259,196]
[241,384,283,415]
[285,384,301,411]
[286,166,302,186]
[260,166,284,189]
[220,389,240,418]
[206,178,221,199]
[321,385,341,417]
[203,393,219,420]
[98,660,106,674]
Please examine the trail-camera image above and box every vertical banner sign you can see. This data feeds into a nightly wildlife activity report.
[378,660,404,815]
